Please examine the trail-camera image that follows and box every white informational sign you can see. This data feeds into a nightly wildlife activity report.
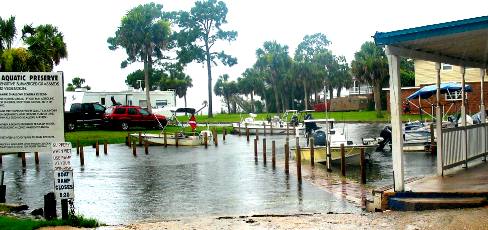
[52,142,74,199]
[0,72,64,153]
[52,142,72,171]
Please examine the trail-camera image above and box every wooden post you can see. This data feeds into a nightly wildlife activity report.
[263,138,267,164]
[238,122,241,136]
[246,127,250,142]
[76,140,80,155]
[138,132,142,146]
[255,128,259,140]
[35,152,39,165]
[285,143,289,174]
[104,140,108,154]
[293,124,296,135]
[21,153,26,167]
[340,143,345,176]
[213,129,218,146]
[223,128,226,141]
[254,138,258,160]
[360,148,366,184]
[310,138,315,166]
[286,123,289,137]
[43,192,57,220]
[272,141,276,168]
[95,140,99,156]
[270,123,273,135]
[204,132,208,148]
[263,123,267,136]
[144,140,149,155]
[127,132,131,147]
[132,140,137,156]
[80,146,84,166]
[175,132,179,147]
[164,132,167,147]
[0,171,5,203]
[61,199,68,220]
[0,154,2,165]
[297,145,302,182]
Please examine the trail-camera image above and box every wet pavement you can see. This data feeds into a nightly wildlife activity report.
[1,123,439,225]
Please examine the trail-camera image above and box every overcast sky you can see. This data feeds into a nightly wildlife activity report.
[2,0,488,112]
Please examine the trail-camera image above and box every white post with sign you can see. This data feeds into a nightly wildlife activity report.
[52,142,74,200]
[52,142,74,219]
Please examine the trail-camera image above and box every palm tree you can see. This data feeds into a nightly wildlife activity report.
[108,3,172,113]
[0,16,16,51]
[255,41,291,115]
[22,24,68,71]
[351,41,389,117]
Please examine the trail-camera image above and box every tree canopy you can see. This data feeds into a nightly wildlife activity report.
[170,0,237,117]
[108,3,172,112]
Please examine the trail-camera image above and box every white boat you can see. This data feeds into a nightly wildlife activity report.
[294,118,379,165]
[232,111,304,135]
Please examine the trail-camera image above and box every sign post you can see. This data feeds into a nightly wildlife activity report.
[52,142,74,220]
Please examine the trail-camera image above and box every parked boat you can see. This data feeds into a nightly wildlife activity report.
[132,131,212,146]
[232,110,304,135]
[293,118,379,165]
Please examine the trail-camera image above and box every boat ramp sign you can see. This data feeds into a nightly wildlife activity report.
[52,142,74,199]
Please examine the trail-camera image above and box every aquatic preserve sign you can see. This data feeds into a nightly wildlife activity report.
[52,142,74,199]
[0,72,64,153]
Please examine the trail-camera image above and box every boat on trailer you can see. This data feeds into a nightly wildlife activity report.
[132,104,213,146]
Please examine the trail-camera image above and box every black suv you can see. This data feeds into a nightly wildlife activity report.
[64,103,106,131]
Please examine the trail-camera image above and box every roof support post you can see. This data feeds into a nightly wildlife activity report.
[460,66,468,168]
[386,46,404,192]
[435,62,443,176]
[480,69,486,122]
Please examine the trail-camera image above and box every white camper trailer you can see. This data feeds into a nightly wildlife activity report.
[64,88,176,116]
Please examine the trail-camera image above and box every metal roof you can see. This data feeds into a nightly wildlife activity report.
[373,16,488,68]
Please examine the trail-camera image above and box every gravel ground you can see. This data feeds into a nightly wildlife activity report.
[97,207,488,230]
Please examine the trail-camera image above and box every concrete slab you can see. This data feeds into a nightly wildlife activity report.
[406,161,488,193]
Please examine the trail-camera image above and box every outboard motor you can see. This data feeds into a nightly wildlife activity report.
[313,130,327,146]
[376,126,392,151]
[290,115,299,127]
[304,113,319,135]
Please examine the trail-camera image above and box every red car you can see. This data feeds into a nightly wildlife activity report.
[103,105,167,130]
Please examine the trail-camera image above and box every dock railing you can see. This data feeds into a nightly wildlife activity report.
[441,123,488,170]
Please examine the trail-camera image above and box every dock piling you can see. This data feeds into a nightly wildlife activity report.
[76,140,80,155]
[285,143,289,174]
[246,126,250,142]
[286,123,289,136]
[360,148,366,184]
[80,146,84,166]
[255,128,259,140]
[272,140,276,168]
[104,140,108,154]
[340,143,345,176]
[263,124,267,136]
[263,138,267,164]
[238,123,241,136]
[35,152,39,165]
[296,145,302,182]
[95,140,99,156]
[204,132,208,148]
[164,132,167,147]
[132,140,137,156]
[223,128,226,141]
[175,132,179,147]
[138,132,142,146]
[310,138,315,166]
[21,153,26,167]
[254,138,258,160]
[144,140,149,155]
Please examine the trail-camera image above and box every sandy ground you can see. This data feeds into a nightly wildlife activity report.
[93,207,488,230]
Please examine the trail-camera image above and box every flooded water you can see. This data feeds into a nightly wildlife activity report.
[1,123,436,225]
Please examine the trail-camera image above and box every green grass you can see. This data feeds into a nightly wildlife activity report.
[0,215,101,230]
[176,111,428,123]
[65,125,233,146]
